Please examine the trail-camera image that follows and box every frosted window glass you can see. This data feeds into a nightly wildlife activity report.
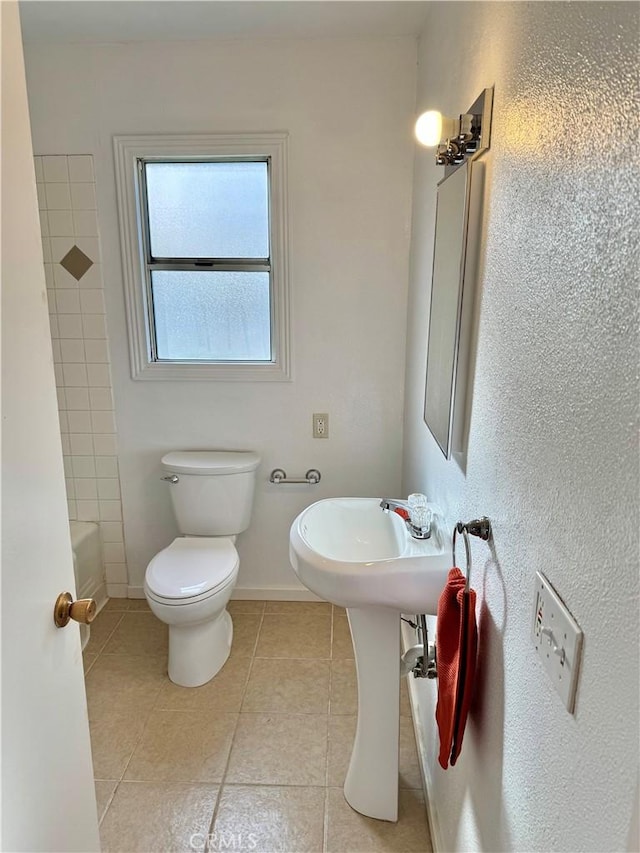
[145,162,269,259]
[151,271,271,361]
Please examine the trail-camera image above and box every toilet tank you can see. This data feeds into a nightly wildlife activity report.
[161,451,261,536]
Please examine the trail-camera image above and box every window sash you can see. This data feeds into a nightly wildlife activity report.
[139,156,271,263]
[137,157,274,364]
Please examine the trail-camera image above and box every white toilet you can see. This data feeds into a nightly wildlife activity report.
[144,450,260,688]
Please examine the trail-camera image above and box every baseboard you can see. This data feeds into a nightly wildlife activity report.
[125,585,322,602]
[401,619,444,853]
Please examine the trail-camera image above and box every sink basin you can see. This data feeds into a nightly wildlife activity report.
[289,497,450,613]
[289,497,452,823]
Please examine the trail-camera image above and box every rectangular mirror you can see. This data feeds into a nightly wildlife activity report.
[424,159,484,460]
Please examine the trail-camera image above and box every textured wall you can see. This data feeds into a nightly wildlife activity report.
[403,3,639,851]
[23,37,417,594]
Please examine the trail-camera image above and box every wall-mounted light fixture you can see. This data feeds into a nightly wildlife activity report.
[415,88,493,170]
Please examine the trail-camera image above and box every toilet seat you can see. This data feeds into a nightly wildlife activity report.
[145,537,239,605]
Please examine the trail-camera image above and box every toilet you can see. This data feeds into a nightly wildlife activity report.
[144,450,260,688]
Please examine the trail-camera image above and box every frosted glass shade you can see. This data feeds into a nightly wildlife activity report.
[415,112,458,148]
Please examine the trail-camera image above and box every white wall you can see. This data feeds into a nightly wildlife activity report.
[23,36,417,593]
[403,3,639,851]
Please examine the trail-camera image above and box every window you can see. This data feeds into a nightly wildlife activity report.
[114,134,290,380]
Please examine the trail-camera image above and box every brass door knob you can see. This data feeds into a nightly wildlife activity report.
[54,592,97,628]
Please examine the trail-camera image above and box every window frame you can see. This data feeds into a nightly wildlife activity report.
[114,133,291,381]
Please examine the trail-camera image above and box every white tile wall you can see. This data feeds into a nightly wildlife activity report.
[36,154,128,594]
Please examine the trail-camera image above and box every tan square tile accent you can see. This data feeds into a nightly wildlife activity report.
[226,713,328,786]
[94,780,117,824]
[156,654,251,714]
[124,709,237,783]
[60,244,93,281]
[211,785,325,853]
[241,658,330,714]
[102,612,168,656]
[99,781,219,853]
[265,600,331,616]
[325,787,432,852]
[101,597,133,612]
[255,614,331,659]
[332,612,354,659]
[329,659,358,715]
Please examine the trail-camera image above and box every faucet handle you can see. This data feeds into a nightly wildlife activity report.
[407,493,431,532]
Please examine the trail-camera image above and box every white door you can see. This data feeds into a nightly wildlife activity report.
[0,4,100,850]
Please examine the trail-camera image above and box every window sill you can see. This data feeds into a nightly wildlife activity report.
[132,360,291,382]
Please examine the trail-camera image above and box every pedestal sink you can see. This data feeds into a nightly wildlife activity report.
[289,498,450,822]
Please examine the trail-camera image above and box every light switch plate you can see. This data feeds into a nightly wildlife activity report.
[532,571,583,713]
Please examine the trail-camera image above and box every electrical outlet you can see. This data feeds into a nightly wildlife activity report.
[313,413,328,439]
[532,571,583,713]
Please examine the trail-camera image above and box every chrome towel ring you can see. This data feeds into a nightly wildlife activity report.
[452,518,492,592]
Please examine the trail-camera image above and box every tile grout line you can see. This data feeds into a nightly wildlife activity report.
[204,603,267,851]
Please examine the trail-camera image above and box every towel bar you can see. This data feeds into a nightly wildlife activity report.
[269,468,321,485]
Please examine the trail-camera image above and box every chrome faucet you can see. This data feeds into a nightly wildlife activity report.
[379,498,432,540]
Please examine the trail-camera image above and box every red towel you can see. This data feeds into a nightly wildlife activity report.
[435,567,478,769]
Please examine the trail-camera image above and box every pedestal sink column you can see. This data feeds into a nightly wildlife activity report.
[343,606,400,822]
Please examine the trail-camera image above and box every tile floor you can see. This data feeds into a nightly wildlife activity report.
[84,599,432,853]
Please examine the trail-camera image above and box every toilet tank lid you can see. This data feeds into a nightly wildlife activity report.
[161,450,261,475]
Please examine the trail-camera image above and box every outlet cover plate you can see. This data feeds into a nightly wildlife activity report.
[313,413,328,439]
[532,571,583,713]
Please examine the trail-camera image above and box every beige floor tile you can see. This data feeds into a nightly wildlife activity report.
[241,658,330,714]
[327,716,423,790]
[400,675,412,717]
[399,718,423,790]
[85,611,123,654]
[83,652,98,674]
[85,654,167,718]
[102,612,168,656]
[327,715,356,787]
[89,709,149,780]
[229,614,261,657]
[99,781,219,853]
[325,787,432,852]
[330,659,358,715]
[226,713,328,786]
[124,709,237,783]
[101,598,133,612]
[255,614,331,659]
[331,613,354,659]
[128,599,151,611]
[156,654,251,713]
[227,599,265,614]
[94,780,118,823]
[265,600,331,616]
[210,785,325,853]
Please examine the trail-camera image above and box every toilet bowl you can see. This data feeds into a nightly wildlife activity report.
[143,450,260,688]
[145,537,240,687]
